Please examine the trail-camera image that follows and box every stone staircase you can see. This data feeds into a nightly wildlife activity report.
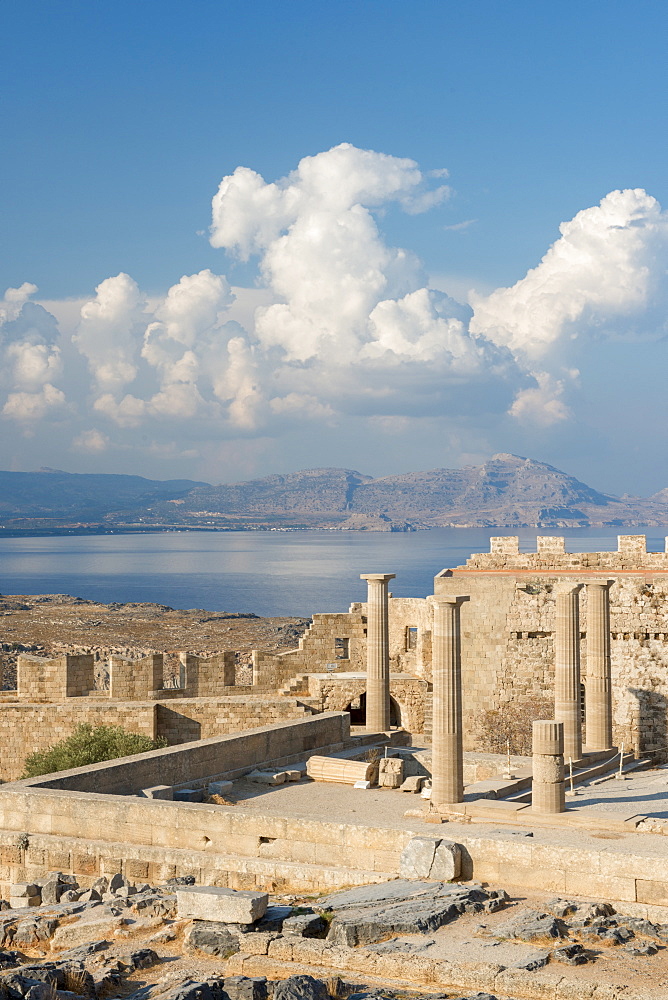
[280,673,311,698]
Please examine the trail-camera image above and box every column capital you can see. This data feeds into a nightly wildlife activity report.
[360,573,395,583]
[555,582,584,596]
[433,595,470,607]
[583,579,615,589]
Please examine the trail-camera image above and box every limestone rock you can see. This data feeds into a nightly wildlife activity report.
[499,910,567,942]
[184,923,240,957]
[273,976,329,1000]
[282,913,326,938]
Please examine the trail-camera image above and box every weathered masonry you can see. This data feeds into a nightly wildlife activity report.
[254,534,668,755]
[4,533,668,782]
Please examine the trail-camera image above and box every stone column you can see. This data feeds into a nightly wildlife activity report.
[431,596,469,807]
[585,580,614,750]
[554,584,583,762]
[360,573,395,732]
[532,720,565,814]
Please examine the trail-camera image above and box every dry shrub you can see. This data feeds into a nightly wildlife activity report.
[475,697,553,756]
[207,794,234,805]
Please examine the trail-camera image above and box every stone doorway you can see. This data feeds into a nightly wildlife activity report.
[344,692,402,727]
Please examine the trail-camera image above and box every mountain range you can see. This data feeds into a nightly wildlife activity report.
[2,455,668,533]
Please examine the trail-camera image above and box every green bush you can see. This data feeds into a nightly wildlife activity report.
[22,723,167,778]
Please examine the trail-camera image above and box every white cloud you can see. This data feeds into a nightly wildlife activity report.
[2,383,67,423]
[72,428,109,453]
[470,188,668,359]
[5,150,668,476]
[73,273,146,390]
[508,372,571,426]
[0,284,68,426]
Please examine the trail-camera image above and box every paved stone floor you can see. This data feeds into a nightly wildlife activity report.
[570,764,668,819]
[224,767,668,860]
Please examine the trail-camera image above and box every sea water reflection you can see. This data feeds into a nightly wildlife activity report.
[1,527,667,618]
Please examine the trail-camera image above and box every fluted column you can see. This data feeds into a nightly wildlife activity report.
[432,596,469,806]
[360,573,395,732]
[532,720,565,814]
[586,580,614,750]
[555,584,584,761]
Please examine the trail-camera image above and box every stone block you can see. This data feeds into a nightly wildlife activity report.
[208,781,234,797]
[141,785,173,800]
[173,788,205,803]
[10,882,40,898]
[400,775,425,793]
[247,771,286,785]
[10,894,40,908]
[176,886,268,924]
[399,836,461,880]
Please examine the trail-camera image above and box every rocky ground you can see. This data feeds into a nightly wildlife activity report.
[1,873,666,1000]
[0,595,310,690]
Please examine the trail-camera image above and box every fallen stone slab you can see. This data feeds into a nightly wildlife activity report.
[317,879,442,911]
[282,913,326,938]
[247,770,286,785]
[222,975,270,1000]
[177,886,268,924]
[400,775,425,792]
[327,885,491,946]
[256,905,293,932]
[141,784,174,800]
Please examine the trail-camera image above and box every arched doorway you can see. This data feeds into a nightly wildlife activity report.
[344,692,402,728]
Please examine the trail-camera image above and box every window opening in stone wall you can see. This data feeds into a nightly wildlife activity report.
[334,637,350,660]
[405,627,418,651]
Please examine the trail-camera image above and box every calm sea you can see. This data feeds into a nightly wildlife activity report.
[1,527,667,618]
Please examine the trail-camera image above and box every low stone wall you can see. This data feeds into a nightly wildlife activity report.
[11,712,350,793]
[2,785,668,919]
[0,693,318,781]
[155,696,313,744]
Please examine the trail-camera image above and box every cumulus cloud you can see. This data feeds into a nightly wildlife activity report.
[508,373,571,427]
[470,188,668,360]
[73,273,145,390]
[5,146,668,471]
[72,428,109,453]
[0,284,67,427]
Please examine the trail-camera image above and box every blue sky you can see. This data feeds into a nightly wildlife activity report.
[1,1,667,495]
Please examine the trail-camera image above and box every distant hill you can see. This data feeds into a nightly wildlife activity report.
[143,454,668,529]
[1,456,668,532]
[0,469,208,524]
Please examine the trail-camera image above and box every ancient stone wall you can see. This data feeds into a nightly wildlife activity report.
[155,695,313,744]
[0,702,157,781]
[0,692,318,781]
[14,712,350,793]
[109,653,164,700]
[252,612,367,688]
[302,673,428,734]
[17,653,95,700]
[433,535,668,754]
